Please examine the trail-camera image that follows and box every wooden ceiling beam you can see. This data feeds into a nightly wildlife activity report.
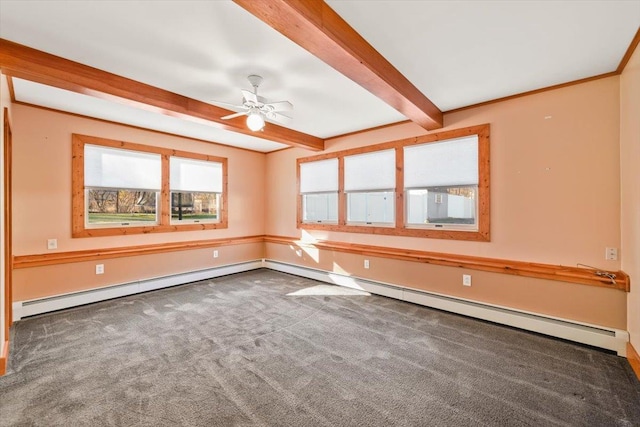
[0,39,324,151]
[233,0,443,131]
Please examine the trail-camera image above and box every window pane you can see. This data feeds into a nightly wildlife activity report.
[300,159,338,193]
[404,136,478,188]
[85,144,162,190]
[344,149,395,192]
[406,186,477,227]
[347,191,395,224]
[302,193,338,223]
[170,157,223,193]
[87,189,158,225]
[171,192,220,223]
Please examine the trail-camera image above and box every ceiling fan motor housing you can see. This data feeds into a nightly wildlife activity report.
[247,74,263,90]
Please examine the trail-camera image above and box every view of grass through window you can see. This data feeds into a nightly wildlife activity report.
[171,192,219,222]
[87,189,157,224]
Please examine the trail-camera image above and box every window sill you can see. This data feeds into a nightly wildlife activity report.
[73,221,228,238]
[298,221,490,242]
[406,224,479,232]
[346,222,395,228]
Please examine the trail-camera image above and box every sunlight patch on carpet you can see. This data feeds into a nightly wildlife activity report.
[287,284,371,296]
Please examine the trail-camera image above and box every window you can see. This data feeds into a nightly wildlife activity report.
[299,158,338,223]
[84,144,161,227]
[72,134,227,237]
[344,149,395,225]
[296,124,490,241]
[170,157,222,224]
[404,135,478,230]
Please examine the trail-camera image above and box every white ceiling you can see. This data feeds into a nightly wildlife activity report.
[0,0,638,152]
[12,78,289,152]
[327,0,640,110]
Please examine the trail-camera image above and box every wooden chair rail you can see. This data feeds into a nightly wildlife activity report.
[12,234,629,292]
[264,235,630,292]
[13,235,264,269]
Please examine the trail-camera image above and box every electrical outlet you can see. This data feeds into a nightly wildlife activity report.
[463,274,472,287]
[213,250,219,258]
[605,247,618,261]
[47,239,57,250]
[95,264,104,275]
[364,259,370,269]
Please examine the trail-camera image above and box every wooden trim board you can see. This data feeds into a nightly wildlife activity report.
[0,340,8,376]
[0,39,323,151]
[264,235,630,292]
[628,342,640,381]
[328,120,413,142]
[6,75,15,102]
[3,108,12,340]
[233,0,442,131]
[444,72,618,115]
[297,124,491,242]
[328,28,639,130]
[11,97,273,155]
[71,134,229,237]
[14,234,630,291]
[13,235,264,269]
[617,27,640,74]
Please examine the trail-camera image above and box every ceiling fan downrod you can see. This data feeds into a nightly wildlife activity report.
[247,74,263,95]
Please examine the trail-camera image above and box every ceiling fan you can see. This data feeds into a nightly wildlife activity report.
[216,75,293,131]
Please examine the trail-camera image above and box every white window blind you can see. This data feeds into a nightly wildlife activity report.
[170,157,223,193]
[300,158,338,193]
[404,136,478,188]
[344,149,395,192]
[85,144,161,190]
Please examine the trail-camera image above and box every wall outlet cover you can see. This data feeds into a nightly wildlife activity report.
[463,274,472,286]
[605,247,618,261]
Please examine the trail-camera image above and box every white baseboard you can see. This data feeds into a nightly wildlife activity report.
[264,260,629,356]
[12,260,263,321]
[12,258,629,356]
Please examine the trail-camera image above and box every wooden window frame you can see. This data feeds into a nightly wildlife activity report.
[72,134,228,238]
[296,124,490,242]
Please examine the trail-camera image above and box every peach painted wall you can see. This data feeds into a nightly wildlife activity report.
[265,77,625,327]
[265,242,626,329]
[0,74,12,347]
[12,104,266,255]
[13,243,264,301]
[266,77,621,268]
[621,44,640,349]
[11,104,266,300]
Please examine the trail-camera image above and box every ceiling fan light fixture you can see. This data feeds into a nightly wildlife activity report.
[217,75,291,129]
[246,111,265,131]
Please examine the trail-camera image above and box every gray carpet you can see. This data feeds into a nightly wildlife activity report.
[1,269,639,426]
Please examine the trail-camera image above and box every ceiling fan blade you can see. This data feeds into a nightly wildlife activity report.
[263,101,293,112]
[241,89,258,105]
[210,100,246,110]
[265,111,293,124]
[221,111,248,120]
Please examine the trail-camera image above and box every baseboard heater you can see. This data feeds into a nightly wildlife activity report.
[12,260,263,321]
[263,260,629,356]
[13,258,629,356]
